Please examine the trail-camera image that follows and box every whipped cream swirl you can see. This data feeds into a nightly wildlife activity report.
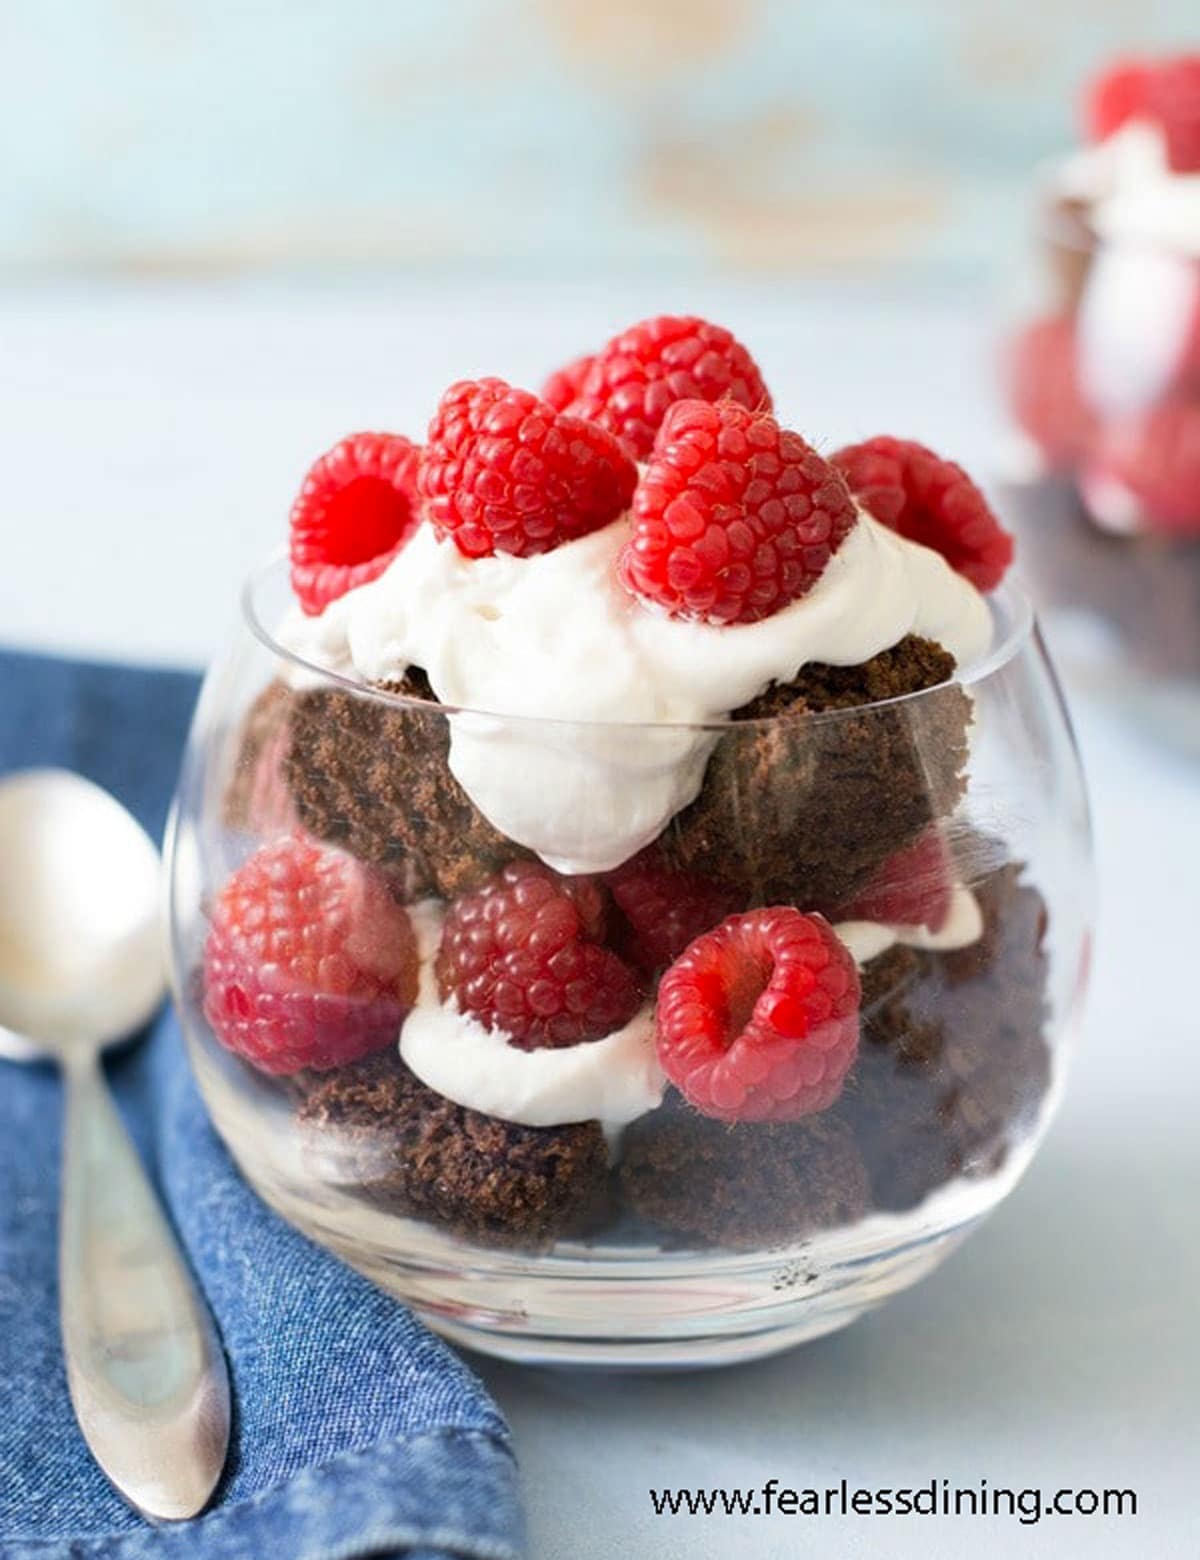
[278,511,991,875]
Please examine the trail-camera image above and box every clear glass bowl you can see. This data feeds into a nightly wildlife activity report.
[1001,206,1200,749]
[166,555,1092,1367]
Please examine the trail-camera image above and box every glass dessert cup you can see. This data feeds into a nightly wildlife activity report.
[1002,212,1200,750]
[167,556,1092,1368]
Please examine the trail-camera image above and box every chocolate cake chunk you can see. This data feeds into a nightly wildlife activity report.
[832,862,1052,1212]
[285,671,531,898]
[660,635,972,913]
[619,1096,870,1250]
[295,1050,609,1247]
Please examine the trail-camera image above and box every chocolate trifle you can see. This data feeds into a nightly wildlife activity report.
[1005,53,1200,705]
[202,312,1052,1256]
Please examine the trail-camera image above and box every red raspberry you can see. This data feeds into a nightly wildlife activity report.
[1168,284,1200,394]
[656,908,860,1122]
[203,835,418,1075]
[832,436,1014,591]
[1085,55,1200,172]
[419,378,637,559]
[1007,315,1096,469]
[1146,56,1200,173]
[622,400,858,625]
[1086,399,1200,534]
[1084,58,1150,142]
[837,828,953,932]
[436,861,643,1049]
[541,353,595,412]
[290,432,422,616]
[566,314,771,460]
[605,848,741,974]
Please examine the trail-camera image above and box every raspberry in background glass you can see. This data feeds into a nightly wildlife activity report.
[167,311,1091,1367]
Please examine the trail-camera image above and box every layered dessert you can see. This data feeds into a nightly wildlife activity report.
[1006,53,1200,697]
[205,312,1049,1254]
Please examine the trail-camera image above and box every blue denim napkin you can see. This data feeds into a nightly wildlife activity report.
[0,648,524,1560]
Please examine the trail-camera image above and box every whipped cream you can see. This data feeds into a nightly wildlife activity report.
[397,893,983,1134]
[278,511,991,874]
[1052,119,1200,256]
[1045,120,1200,441]
[1077,241,1200,417]
[833,884,984,966]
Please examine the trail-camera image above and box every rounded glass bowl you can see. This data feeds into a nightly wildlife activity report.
[1001,208,1200,749]
[167,556,1092,1367]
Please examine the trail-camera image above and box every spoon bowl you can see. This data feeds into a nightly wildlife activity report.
[0,769,163,1058]
[0,768,230,1521]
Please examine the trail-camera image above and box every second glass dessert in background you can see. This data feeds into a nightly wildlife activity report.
[1003,53,1200,747]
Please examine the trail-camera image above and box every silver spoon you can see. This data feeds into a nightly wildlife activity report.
[0,768,229,1521]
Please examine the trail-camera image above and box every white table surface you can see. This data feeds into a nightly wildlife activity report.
[3,279,1197,1558]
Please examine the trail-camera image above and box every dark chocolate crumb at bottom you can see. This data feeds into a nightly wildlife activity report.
[618,1102,870,1250]
[296,1050,609,1247]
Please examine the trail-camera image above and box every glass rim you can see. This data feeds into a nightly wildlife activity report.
[241,549,1037,732]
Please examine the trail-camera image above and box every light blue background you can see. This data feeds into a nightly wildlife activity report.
[2,0,1196,275]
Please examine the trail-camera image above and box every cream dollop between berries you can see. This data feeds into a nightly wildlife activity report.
[400,900,661,1137]
[277,508,992,875]
[396,894,983,1134]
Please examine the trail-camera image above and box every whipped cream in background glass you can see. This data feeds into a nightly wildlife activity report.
[278,508,992,874]
[1049,121,1200,423]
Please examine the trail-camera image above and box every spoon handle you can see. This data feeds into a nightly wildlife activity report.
[59,1053,230,1521]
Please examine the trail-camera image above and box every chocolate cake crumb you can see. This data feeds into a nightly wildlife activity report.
[285,671,530,898]
[832,862,1052,1211]
[619,1099,869,1250]
[737,635,956,716]
[295,1050,610,1247]
[660,635,971,912]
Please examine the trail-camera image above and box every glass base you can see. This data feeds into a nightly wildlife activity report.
[190,1035,1058,1368]
[429,1310,879,1369]
[251,1167,980,1369]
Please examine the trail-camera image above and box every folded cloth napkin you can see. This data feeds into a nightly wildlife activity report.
[0,648,524,1560]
